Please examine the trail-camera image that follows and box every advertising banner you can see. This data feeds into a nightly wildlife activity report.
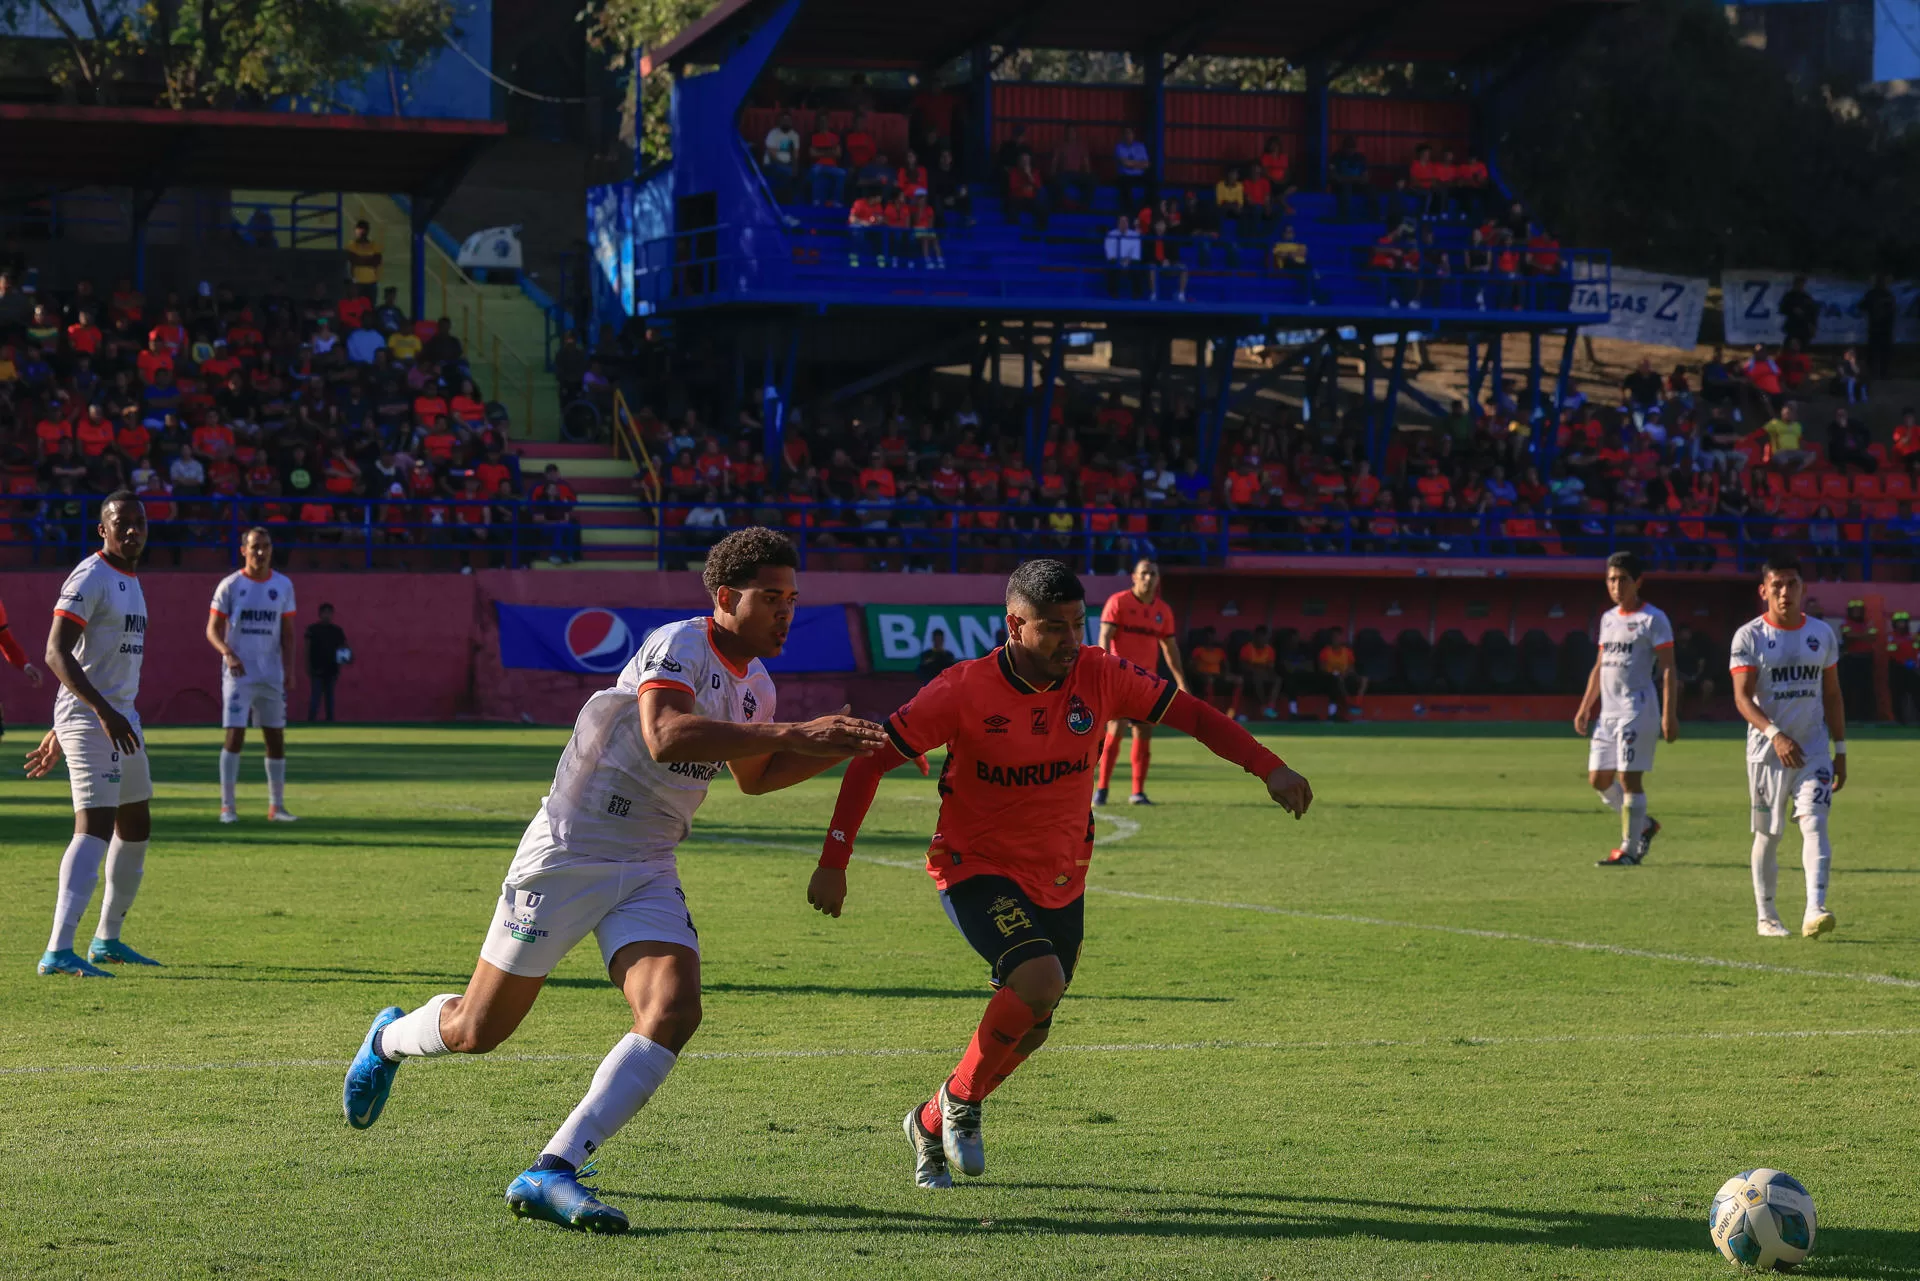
[496,604,856,674]
[864,605,1102,673]
[1721,271,1920,347]
[1574,268,1709,349]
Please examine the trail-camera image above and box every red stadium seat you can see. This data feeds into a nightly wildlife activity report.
[1884,473,1915,500]
[1852,473,1882,499]
[1820,474,1851,500]
[1789,472,1820,499]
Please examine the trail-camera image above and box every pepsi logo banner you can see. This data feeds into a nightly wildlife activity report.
[495,604,857,675]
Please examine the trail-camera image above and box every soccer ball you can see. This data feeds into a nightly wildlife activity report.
[1709,1168,1816,1271]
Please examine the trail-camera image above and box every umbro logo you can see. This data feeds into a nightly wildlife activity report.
[983,714,1011,734]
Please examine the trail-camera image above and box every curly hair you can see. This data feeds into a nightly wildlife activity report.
[702,526,799,596]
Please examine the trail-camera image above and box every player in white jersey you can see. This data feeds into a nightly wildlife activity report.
[341,528,890,1233]
[1574,552,1678,867]
[1730,554,1846,939]
[22,492,164,976]
[207,527,298,822]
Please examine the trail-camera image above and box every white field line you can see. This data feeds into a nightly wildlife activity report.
[696,816,1920,992]
[3,1026,1918,1079]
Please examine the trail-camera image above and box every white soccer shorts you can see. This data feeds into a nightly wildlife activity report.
[54,705,152,811]
[1588,710,1659,774]
[480,855,700,978]
[221,674,287,730]
[1748,752,1835,837]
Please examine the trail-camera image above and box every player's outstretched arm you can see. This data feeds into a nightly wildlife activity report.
[1160,689,1311,817]
[206,610,244,676]
[733,705,883,795]
[639,686,889,767]
[809,740,912,917]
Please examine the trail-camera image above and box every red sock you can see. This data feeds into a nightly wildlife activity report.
[1096,730,1120,790]
[1130,737,1151,795]
[949,986,1039,1102]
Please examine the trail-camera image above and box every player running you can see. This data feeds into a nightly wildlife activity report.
[806,558,1312,1189]
[207,527,299,822]
[1730,554,1845,939]
[341,528,890,1233]
[1574,551,1678,867]
[24,491,163,975]
[0,587,47,740]
[1092,557,1186,806]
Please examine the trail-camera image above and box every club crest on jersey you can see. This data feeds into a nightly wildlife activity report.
[1807,636,1820,652]
[742,690,757,718]
[1065,694,1094,735]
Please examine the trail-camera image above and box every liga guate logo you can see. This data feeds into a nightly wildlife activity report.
[565,608,637,673]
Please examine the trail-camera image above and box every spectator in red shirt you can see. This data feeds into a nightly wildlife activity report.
[421,418,459,464]
[847,191,886,267]
[66,308,102,356]
[136,336,174,384]
[1048,125,1096,210]
[858,450,897,499]
[1005,153,1049,230]
[148,308,187,354]
[896,149,929,200]
[844,110,877,171]
[191,411,234,460]
[929,453,965,505]
[809,122,845,206]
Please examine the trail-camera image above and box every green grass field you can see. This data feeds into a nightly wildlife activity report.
[3,723,1919,1279]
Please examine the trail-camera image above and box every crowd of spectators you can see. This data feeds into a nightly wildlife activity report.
[0,254,587,567]
[626,332,1920,579]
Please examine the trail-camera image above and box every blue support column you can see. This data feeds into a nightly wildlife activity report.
[1307,60,1331,190]
[1034,326,1065,471]
[1375,333,1406,476]
[971,43,994,189]
[1201,338,1234,474]
[1146,47,1167,197]
[767,326,798,483]
[1527,331,1543,424]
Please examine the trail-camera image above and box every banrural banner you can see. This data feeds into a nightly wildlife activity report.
[864,605,1099,673]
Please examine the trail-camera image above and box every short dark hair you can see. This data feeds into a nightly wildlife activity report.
[101,489,140,514]
[1006,558,1084,610]
[702,526,798,596]
[1606,550,1645,580]
[319,603,335,614]
[1761,552,1804,581]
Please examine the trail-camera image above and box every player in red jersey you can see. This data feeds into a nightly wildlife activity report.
[1094,557,1185,806]
[807,559,1311,1188]
[0,589,48,740]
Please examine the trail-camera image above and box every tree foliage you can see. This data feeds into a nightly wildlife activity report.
[581,0,715,161]
[1501,0,1920,276]
[0,0,453,108]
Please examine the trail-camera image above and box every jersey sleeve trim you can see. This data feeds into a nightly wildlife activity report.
[53,609,87,627]
[636,677,696,697]
[1653,641,1674,650]
[1729,664,1756,673]
[1145,678,1178,724]
[884,716,920,760]
[209,607,228,618]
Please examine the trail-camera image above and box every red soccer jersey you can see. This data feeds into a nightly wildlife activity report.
[883,646,1175,907]
[1100,588,1175,670]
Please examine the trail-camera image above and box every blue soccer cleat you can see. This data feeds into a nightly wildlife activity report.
[38,949,114,978]
[505,1164,631,1234]
[88,939,162,967]
[343,1006,404,1130]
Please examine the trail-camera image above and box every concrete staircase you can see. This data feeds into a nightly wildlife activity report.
[518,441,658,570]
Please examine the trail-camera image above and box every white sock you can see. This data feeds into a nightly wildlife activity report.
[265,757,287,809]
[1751,830,1783,920]
[1597,780,1624,813]
[379,993,458,1061]
[219,749,241,809]
[1624,791,1649,853]
[1799,813,1831,915]
[94,837,148,941]
[47,833,110,953]
[541,1033,678,1168]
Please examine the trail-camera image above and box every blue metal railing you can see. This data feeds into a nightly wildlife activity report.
[0,191,343,250]
[4,494,583,570]
[633,220,1611,317]
[9,492,1911,576]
